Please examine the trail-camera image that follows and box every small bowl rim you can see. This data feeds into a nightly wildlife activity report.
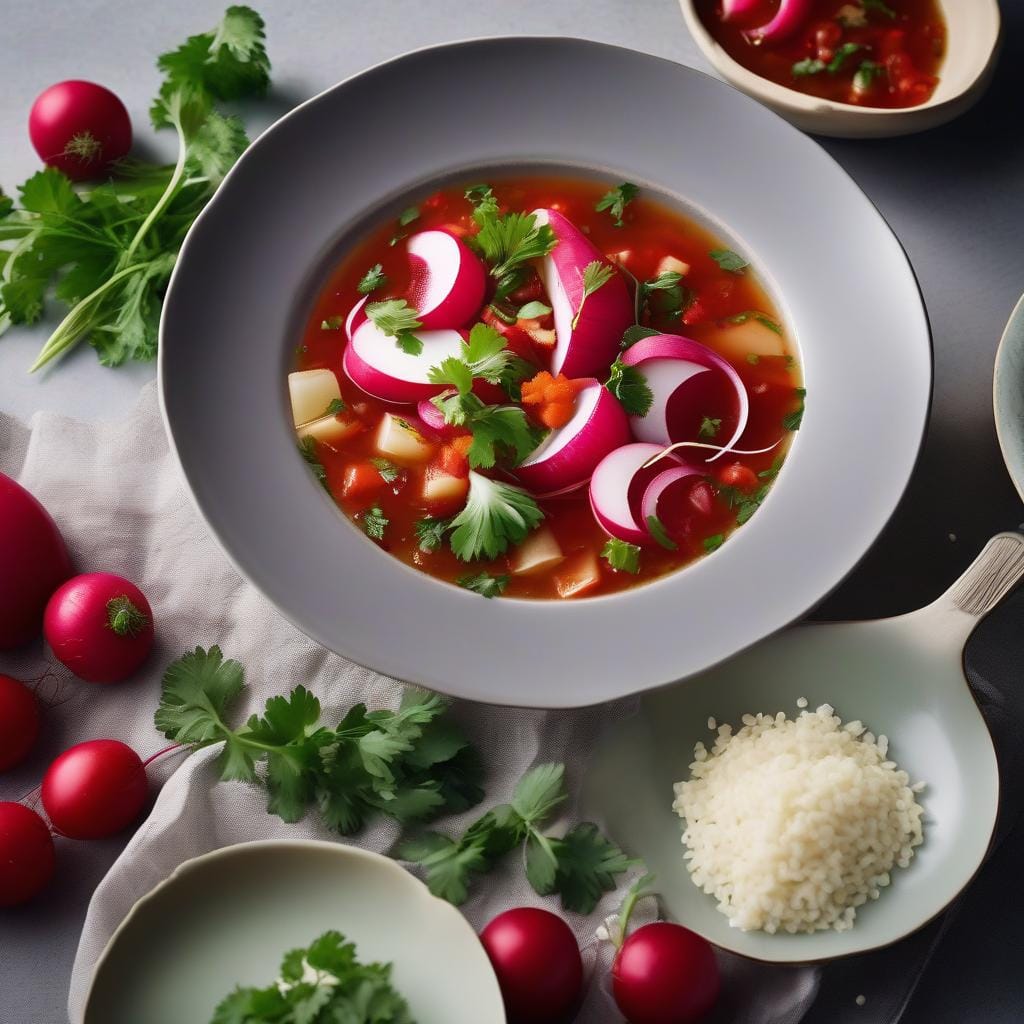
[992,291,1024,503]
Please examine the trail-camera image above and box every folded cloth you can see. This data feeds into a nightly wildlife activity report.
[5,382,998,1024]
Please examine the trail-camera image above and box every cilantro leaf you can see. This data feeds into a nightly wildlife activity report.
[466,405,544,469]
[154,645,245,744]
[727,310,782,334]
[321,315,344,330]
[414,516,450,553]
[457,572,509,598]
[703,533,725,552]
[602,538,641,574]
[360,504,389,541]
[793,57,826,76]
[698,416,721,439]
[621,324,660,349]
[517,300,551,319]
[512,763,567,824]
[646,514,678,551]
[709,248,749,273]
[758,454,785,480]
[572,260,616,329]
[473,211,557,283]
[369,457,401,483]
[853,60,886,91]
[550,822,634,914]
[448,472,544,561]
[357,263,387,295]
[783,386,807,431]
[398,206,420,227]
[298,436,328,490]
[828,42,863,73]
[595,182,639,227]
[605,357,653,417]
[464,183,500,221]
[323,397,347,416]
[365,299,423,354]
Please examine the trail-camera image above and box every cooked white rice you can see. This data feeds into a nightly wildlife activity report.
[672,703,925,934]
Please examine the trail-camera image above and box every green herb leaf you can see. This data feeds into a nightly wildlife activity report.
[517,300,552,319]
[595,182,639,227]
[621,324,660,349]
[365,298,423,354]
[448,472,544,561]
[698,416,721,439]
[414,516,450,553]
[464,183,500,221]
[322,398,347,416]
[512,763,567,824]
[369,457,401,484]
[792,57,826,76]
[709,248,749,273]
[646,514,678,550]
[357,263,387,295]
[602,538,641,574]
[853,60,886,91]
[549,822,634,915]
[758,455,785,480]
[572,260,616,329]
[703,533,725,552]
[727,310,783,334]
[783,386,807,431]
[398,206,420,227]
[321,315,344,330]
[298,436,328,490]
[605,357,654,417]
[828,42,864,73]
[360,504,389,541]
[457,572,509,598]
[474,211,557,283]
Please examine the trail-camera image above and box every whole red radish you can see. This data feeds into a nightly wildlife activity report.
[44,572,154,683]
[0,675,41,772]
[0,802,55,906]
[0,472,72,650]
[29,80,131,181]
[42,739,148,840]
[480,907,583,1024]
[612,922,720,1024]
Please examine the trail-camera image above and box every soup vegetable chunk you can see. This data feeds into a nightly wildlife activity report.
[290,178,803,600]
[697,0,946,109]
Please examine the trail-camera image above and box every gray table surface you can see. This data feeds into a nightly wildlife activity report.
[1,1,1022,1021]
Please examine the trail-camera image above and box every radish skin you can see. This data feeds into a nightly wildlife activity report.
[0,675,40,773]
[345,296,368,340]
[0,802,55,906]
[745,0,815,43]
[407,230,486,329]
[590,443,671,546]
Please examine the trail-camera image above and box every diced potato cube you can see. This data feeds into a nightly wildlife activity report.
[376,413,435,463]
[289,369,341,427]
[712,319,786,361]
[657,255,690,277]
[296,414,363,446]
[422,472,469,506]
[553,550,601,598]
[526,325,557,348]
[511,527,564,576]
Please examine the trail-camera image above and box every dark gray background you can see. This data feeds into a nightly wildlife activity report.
[1,1,1021,1021]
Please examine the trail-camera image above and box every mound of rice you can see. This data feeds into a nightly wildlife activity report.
[672,703,925,934]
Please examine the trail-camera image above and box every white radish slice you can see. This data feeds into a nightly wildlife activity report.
[289,368,342,427]
[533,208,632,378]
[622,334,749,463]
[345,296,368,340]
[511,527,564,576]
[516,381,630,497]
[343,320,465,403]
[640,462,705,523]
[407,229,486,329]
[589,443,670,546]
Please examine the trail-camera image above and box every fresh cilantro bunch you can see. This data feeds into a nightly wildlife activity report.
[155,646,483,832]
[0,7,270,371]
[396,763,633,913]
[211,930,414,1024]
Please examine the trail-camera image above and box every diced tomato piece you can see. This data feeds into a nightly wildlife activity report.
[435,441,470,479]
[553,550,602,598]
[682,298,708,326]
[342,461,387,500]
[718,463,759,493]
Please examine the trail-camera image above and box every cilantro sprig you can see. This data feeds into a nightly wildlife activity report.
[458,571,509,598]
[1,8,270,371]
[155,646,484,832]
[448,472,544,561]
[357,263,387,295]
[605,356,653,417]
[572,260,616,329]
[365,298,423,355]
[211,930,413,1024]
[602,538,641,574]
[472,209,557,297]
[397,763,633,912]
[595,182,639,228]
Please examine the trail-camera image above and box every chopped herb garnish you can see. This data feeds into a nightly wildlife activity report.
[398,206,420,227]
[357,263,387,295]
[298,436,327,489]
[602,538,641,574]
[621,324,660,349]
[709,249,749,274]
[473,211,557,289]
[703,533,725,553]
[758,455,785,480]
[792,57,826,76]
[572,261,616,329]
[458,572,509,598]
[370,457,401,484]
[464,183,499,220]
[595,182,639,228]
[728,310,783,334]
[361,504,389,541]
[639,270,691,318]
[448,472,544,561]
[782,387,807,431]
[863,0,896,18]
[719,482,771,525]
[365,298,423,355]
[853,60,886,91]
[605,357,653,417]
[321,315,344,330]
[415,516,451,553]
[323,398,347,416]
[828,42,864,73]
[746,353,761,365]
[698,416,721,439]
[646,515,678,551]
[517,300,552,320]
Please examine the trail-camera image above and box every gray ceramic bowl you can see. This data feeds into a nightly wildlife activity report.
[159,38,931,708]
[993,292,1024,501]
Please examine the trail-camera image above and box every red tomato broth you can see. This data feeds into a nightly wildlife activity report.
[696,0,946,109]
[294,177,802,599]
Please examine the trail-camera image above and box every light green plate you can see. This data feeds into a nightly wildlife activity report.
[82,841,505,1024]
[583,533,1024,963]
[994,292,1024,501]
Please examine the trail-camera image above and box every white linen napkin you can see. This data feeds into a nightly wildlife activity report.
[2,383,821,1023]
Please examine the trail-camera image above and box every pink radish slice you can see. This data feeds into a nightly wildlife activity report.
[407,230,486,329]
[345,296,368,340]
[343,320,466,404]
[745,0,815,43]
[417,392,466,440]
[622,335,749,462]
[721,0,760,19]
[533,209,632,379]
[516,381,631,497]
[590,443,675,545]
[640,463,705,523]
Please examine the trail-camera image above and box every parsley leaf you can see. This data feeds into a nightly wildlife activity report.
[549,822,635,914]
[415,516,450,553]
[646,514,678,550]
[828,42,864,73]
[298,436,328,490]
[709,248,749,273]
[719,481,771,525]
[357,263,387,295]
[783,386,807,431]
[605,357,653,417]
[156,648,482,834]
[703,533,725,552]
[473,211,557,285]
[369,457,401,483]
[621,324,660,349]
[853,60,886,91]
[365,298,423,355]
[758,455,785,480]
[595,182,639,228]
[448,472,544,561]
[388,206,420,246]
[458,572,509,598]
[464,183,499,220]
[727,310,783,334]
[572,260,616,329]
[360,504,389,541]
[793,57,826,76]
[517,300,552,319]
[698,416,721,439]
[602,538,641,574]
[321,315,344,330]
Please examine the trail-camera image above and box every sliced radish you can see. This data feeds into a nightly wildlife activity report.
[721,0,761,18]
[511,527,564,576]
[289,369,342,427]
[622,335,749,462]
[343,320,465,403]
[407,230,486,329]
[345,296,368,340]
[516,381,630,497]
[376,413,436,463]
[640,462,705,523]
[416,393,466,440]
[589,443,672,546]
[533,209,632,378]
[745,0,815,42]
